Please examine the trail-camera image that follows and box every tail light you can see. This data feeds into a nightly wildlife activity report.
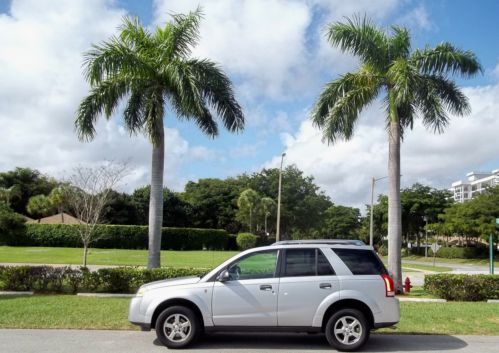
[381,274,395,297]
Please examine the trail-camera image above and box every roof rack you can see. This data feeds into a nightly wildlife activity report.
[272,239,365,246]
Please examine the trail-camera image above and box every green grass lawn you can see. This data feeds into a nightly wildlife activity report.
[401,263,452,273]
[402,255,499,268]
[0,295,497,335]
[0,246,238,268]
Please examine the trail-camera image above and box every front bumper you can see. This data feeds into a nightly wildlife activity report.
[128,296,150,331]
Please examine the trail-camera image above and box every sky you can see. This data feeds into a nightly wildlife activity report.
[0,0,498,211]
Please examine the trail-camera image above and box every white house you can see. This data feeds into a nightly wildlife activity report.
[449,169,499,203]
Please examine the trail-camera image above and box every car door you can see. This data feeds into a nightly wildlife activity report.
[277,248,339,326]
[212,249,280,327]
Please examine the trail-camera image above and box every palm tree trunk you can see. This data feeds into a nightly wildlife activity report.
[148,126,164,269]
[264,214,268,235]
[249,208,253,233]
[388,94,402,291]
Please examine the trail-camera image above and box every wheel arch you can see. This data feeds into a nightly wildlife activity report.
[151,298,204,330]
[321,299,375,331]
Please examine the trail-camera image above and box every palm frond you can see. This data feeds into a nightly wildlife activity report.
[156,7,202,61]
[188,59,244,133]
[311,68,381,143]
[389,26,410,60]
[143,91,165,146]
[123,87,147,136]
[75,77,130,141]
[387,58,421,104]
[327,15,390,70]
[411,42,482,77]
[83,37,155,86]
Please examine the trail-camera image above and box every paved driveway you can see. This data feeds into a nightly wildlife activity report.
[1,329,498,353]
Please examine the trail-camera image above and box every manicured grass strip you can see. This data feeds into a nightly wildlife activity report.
[402,255,499,268]
[1,296,498,335]
[0,246,238,268]
[397,286,438,299]
[380,302,499,335]
[0,295,134,330]
[401,263,452,273]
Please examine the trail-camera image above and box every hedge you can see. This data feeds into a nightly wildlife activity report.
[424,274,499,301]
[0,265,208,294]
[1,224,229,250]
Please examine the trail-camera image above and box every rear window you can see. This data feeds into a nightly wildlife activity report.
[332,248,387,275]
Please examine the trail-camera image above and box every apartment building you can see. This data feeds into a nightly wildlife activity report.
[450,169,499,203]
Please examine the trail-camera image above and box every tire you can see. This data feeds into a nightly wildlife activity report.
[155,306,201,349]
[325,308,370,351]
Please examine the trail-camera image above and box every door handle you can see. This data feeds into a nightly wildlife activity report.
[320,283,332,289]
[260,284,272,291]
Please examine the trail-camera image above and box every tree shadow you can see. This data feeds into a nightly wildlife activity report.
[153,332,468,351]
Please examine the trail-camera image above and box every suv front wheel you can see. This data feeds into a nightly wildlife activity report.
[325,308,369,351]
[155,306,201,348]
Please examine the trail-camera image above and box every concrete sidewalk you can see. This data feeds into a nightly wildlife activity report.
[0,329,498,353]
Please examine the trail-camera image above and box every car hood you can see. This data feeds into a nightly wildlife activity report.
[142,276,201,291]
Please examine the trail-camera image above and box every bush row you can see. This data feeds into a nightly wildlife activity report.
[424,274,499,301]
[2,224,231,250]
[0,265,208,294]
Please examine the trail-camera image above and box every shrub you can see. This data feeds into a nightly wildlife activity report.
[9,224,228,250]
[0,265,209,294]
[0,203,26,245]
[236,233,257,250]
[424,274,499,301]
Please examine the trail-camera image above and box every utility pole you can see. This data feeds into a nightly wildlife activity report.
[369,176,388,247]
[276,152,286,242]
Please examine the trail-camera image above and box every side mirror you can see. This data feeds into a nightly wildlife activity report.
[217,270,230,282]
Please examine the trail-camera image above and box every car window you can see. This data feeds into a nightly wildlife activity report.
[332,248,387,275]
[282,249,335,277]
[283,249,316,277]
[228,250,278,280]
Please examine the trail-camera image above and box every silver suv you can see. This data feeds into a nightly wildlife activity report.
[129,240,399,351]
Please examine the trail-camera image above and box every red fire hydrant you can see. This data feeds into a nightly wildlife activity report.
[404,277,412,293]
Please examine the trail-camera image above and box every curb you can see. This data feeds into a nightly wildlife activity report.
[398,297,447,302]
[0,291,34,296]
[487,299,499,303]
[77,293,134,298]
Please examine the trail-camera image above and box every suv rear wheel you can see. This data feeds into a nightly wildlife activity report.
[325,308,369,351]
[155,306,201,348]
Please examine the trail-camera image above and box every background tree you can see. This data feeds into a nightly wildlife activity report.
[181,178,243,232]
[0,186,21,207]
[0,203,26,245]
[26,195,55,220]
[75,9,244,268]
[48,186,71,223]
[319,204,361,239]
[64,162,129,266]
[311,16,481,288]
[237,188,261,233]
[259,197,276,236]
[0,167,57,214]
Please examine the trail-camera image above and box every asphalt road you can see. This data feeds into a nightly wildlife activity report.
[1,330,498,353]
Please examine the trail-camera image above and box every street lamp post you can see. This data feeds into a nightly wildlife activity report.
[369,176,388,247]
[424,216,428,258]
[276,152,286,242]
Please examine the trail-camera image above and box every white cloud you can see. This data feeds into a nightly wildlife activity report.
[267,84,499,210]
[153,0,403,101]
[0,0,207,192]
[397,5,434,31]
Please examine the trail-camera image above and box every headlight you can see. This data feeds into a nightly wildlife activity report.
[136,287,148,297]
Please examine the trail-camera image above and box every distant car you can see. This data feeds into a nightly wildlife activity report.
[129,240,399,351]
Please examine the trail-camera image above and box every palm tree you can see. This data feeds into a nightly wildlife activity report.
[260,197,276,236]
[75,9,244,268]
[311,16,481,289]
[237,189,260,233]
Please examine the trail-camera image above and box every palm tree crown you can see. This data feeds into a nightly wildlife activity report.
[311,16,481,141]
[76,8,244,145]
